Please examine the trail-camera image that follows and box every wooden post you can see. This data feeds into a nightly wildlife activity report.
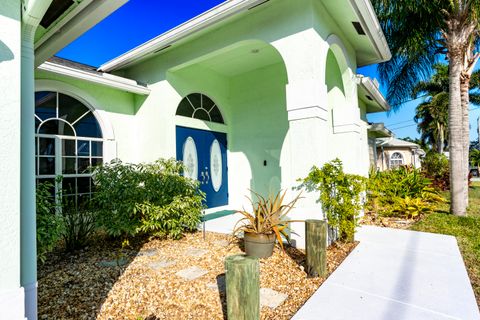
[305,219,327,277]
[225,255,260,320]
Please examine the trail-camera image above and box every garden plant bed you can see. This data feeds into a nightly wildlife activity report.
[38,232,357,319]
[360,211,417,229]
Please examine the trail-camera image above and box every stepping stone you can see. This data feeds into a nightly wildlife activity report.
[213,240,229,247]
[206,275,226,292]
[184,247,209,258]
[149,259,176,270]
[137,248,158,257]
[176,266,208,281]
[260,288,288,309]
[98,258,128,267]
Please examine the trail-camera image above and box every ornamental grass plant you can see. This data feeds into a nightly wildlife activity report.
[233,190,302,250]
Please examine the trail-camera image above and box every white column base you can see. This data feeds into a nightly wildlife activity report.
[0,287,25,320]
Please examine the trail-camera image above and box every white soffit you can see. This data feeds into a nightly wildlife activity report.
[348,0,391,64]
[357,75,390,112]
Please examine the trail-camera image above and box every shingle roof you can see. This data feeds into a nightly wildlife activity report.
[46,56,148,88]
[376,137,420,148]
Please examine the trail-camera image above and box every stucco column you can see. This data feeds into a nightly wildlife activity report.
[282,80,330,248]
[0,1,25,318]
[273,29,331,248]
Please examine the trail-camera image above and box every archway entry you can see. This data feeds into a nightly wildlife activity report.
[175,93,228,208]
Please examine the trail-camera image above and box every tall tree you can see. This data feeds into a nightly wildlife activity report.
[372,0,480,216]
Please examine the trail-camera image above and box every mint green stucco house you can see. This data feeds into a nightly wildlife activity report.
[0,0,390,318]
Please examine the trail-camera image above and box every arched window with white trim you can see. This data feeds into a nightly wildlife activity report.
[390,152,404,168]
[35,91,104,205]
[176,93,224,124]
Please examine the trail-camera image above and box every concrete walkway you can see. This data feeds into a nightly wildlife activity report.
[293,226,480,320]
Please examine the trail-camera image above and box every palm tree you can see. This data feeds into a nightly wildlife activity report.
[412,64,480,154]
[414,95,449,153]
[372,0,480,216]
[412,64,449,153]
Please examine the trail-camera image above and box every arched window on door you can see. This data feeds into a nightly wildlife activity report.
[35,91,104,206]
[176,93,224,124]
[389,152,404,168]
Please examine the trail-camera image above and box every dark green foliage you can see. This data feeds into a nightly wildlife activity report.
[367,166,444,218]
[36,181,63,263]
[301,159,365,242]
[93,158,204,239]
[422,151,450,190]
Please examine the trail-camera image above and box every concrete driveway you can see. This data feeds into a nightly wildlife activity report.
[292,225,480,320]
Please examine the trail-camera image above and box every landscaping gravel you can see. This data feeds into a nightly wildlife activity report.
[38,232,356,320]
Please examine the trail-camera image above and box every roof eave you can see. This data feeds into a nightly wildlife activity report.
[99,0,264,72]
[358,75,390,113]
[34,0,128,67]
[100,0,392,72]
[37,61,151,95]
[368,123,393,138]
[348,0,391,66]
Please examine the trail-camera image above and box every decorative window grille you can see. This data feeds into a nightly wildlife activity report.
[176,93,224,124]
[35,91,103,206]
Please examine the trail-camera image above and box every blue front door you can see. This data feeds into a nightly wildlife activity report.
[176,126,228,208]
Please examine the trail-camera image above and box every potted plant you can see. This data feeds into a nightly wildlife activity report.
[233,190,301,258]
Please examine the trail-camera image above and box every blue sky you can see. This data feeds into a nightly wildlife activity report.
[56,0,480,141]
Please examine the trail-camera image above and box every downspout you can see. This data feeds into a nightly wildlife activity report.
[373,138,378,170]
[21,1,53,319]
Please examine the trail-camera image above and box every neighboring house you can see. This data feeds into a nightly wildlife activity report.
[367,122,394,168]
[375,138,426,170]
[1,1,390,318]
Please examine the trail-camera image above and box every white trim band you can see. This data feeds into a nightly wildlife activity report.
[38,61,150,95]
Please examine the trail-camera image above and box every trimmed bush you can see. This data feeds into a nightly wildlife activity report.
[367,165,444,218]
[92,158,204,239]
[301,159,365,242]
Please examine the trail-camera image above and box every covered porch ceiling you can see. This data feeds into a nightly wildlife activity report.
[169,40,285,78]
[100,0,390,72]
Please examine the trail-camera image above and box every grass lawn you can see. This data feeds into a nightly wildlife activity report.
[410,182,480,305]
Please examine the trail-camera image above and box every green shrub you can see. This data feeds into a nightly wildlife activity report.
[422,151,449,190]
[392,196,435,219]
[61,199,97,251]
[367,165,444,218]
[300,159,365,242]
[92,158,204,239]
[368,165,431,199]
[36,181,63,263]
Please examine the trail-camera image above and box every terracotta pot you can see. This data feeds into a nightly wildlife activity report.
[244,232,276,258]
